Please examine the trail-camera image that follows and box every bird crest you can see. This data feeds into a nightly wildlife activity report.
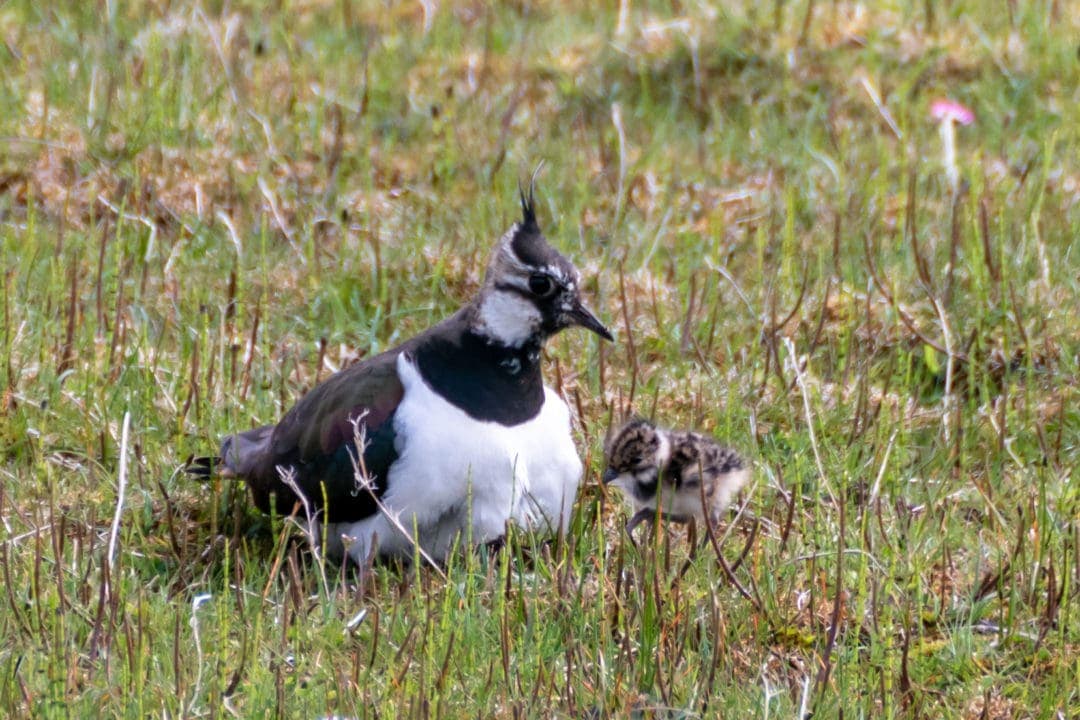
[517,162,544,232]
[503,164,568,274]
[518,180,537,232]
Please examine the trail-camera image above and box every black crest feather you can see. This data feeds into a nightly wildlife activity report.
[508,162,567,269]
[517,162,544,231]
[518,185,536,230]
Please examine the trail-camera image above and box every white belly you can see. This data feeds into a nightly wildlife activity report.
[328,353,582,563]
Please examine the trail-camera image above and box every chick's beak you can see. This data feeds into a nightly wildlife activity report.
[566,298,613,341]
[602,467,619,484]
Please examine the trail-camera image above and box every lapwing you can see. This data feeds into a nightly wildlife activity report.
[190,188,612,563]
[603,418,748,537]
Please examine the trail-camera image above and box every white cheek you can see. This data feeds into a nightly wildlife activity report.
[478,290,542,347]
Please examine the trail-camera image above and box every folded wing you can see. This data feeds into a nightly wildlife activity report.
[194,349,407,522]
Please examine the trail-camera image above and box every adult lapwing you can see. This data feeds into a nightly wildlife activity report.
[191,188,612,563]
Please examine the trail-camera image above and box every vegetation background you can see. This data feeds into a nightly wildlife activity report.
[1,0,1077,717]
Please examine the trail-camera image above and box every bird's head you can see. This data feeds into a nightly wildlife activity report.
[474,186,612,348]
[603,418,670,498]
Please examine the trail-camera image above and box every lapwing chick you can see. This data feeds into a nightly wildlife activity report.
[603,418,748,538]
[189,186,612,564]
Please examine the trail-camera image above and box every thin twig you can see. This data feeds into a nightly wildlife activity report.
[711,262,756,319]
[858,75,902,141]
[187,593,214,716]
[926,288,956,446]
[782,336,837,504]
[617,262,638,412]
[345,414,448,579]
[276,466,331,599]
[862,232,952,356]
[814,477,845,697]
[105,411,131,598]
[611,102,627,225]
[867,430,897,506]
[701,491,763,614]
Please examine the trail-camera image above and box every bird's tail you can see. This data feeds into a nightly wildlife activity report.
[184,455,231,480]
[186,424,274,481]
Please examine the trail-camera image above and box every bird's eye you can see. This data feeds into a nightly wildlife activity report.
[528,273,556,298]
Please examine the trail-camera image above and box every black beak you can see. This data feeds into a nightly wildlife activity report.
[567,299,613,341]
[602,468,618,484]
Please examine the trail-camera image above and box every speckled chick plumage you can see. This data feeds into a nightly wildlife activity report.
[603,418,748,535]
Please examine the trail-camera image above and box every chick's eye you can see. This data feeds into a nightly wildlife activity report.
[528,273,556,298]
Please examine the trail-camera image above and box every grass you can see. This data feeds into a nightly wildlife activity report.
[1,0,1078,717]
